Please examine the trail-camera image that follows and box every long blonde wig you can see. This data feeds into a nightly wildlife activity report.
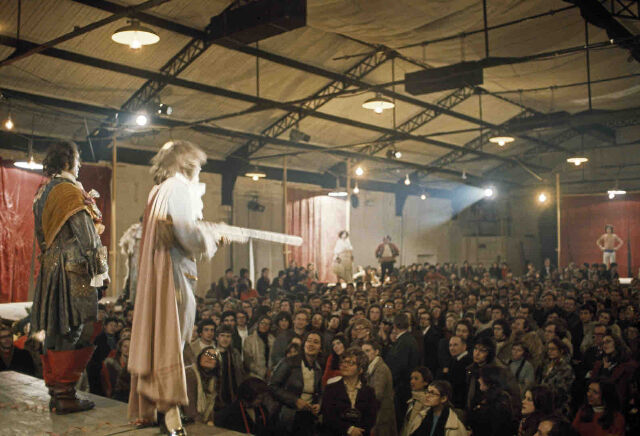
[150,140,207,184]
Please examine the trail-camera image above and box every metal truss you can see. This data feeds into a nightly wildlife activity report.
[600,0,640,19]
[121,38,210,112]
[358,86,476,156]
[232,49,393,159]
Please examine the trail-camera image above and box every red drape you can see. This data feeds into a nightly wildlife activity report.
[286,188,346,282]
[0,158,111,303]
[560,193,640,276]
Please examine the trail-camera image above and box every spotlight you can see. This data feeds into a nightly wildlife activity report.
[483,187,495,198]
[156,103,172,115]
[135,113,148,126]
[537,192,548,203]
[404,174,411,186]
[355,166,364,176]
[4,116,14,130]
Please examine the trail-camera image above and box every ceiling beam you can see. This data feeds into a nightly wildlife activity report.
[0,86,487,184]
[0,34,520,167]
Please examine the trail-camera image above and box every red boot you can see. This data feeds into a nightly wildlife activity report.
[48,346,96,415]
[41,353,55,411]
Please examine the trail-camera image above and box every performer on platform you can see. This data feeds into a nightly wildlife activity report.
[32,141,108,414]
[119,218,142,304]
[596,224,623,268]
[375,235,399,282]
[128,140,220,436]
[333,230,354,282]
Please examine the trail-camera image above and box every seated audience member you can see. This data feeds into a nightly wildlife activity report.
[243,315,275,380]
[0,325,35,376]
[221,310,243,353]
[572,379,625,436]
[215,325,245,410]
[401,366,434,436]
[509,341,535,393]
[409,380,469,436]
[589,331,637,405]
[442,335,472,409]
[185,346,218,425]
[362,340,397,436]
[322,333,347,386]
[88,316,119,395]
[320,347,378,436]
[235,310,250,346]
[467,365,519,436]
[535,414,579,436]
[518,385,554,436]
[269,331,323,436]
[214,377,271,435]
[538,337,575,417]
[101,338,129,399]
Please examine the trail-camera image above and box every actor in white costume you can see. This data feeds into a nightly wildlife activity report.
[333,230,354,282]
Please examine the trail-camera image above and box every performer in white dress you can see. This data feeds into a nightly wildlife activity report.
[333,230,354,282]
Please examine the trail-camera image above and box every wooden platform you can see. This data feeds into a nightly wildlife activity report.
[0,371,243,436]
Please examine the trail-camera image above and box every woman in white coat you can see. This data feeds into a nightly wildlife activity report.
[332,230,354,282]
[409,380,468,436]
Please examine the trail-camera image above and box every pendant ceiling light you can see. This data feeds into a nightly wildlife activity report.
[245,167,266,181]
[362,93,395,114]
[489,134,515,147]
[14,139,43,171]
[566,156,588,166]
[112,19,160,49]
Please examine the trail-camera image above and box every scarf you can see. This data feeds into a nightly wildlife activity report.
[404,390,428,436]
[220,350,237,405]
[421,407,449,436]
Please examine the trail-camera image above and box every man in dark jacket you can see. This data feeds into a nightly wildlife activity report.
[215,377,273,435]
[0,326,35,376]
[419,311,441,375]
[441,335,472,409]
[384,313,419,431]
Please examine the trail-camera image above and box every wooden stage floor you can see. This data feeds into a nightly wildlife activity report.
[0,371,243,436]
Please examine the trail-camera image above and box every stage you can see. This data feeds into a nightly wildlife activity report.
[0,371,242,436]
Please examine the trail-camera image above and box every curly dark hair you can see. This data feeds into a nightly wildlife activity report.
[42,141,78,177]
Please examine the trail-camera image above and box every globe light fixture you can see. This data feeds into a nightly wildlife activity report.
[404,174,411,186]
[355,166,364,176]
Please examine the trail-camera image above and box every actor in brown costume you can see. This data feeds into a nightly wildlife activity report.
[32,141,108,414]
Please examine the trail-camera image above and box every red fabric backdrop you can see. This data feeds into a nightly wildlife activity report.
[560,193,640,276]
[0,158,111,303]
[286,188,346,282]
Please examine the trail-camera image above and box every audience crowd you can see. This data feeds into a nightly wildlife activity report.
[2,258,640,436]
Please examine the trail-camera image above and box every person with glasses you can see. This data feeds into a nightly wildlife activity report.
[184,346,219,425]
[243,315,275,380]
[320,347,378,436]
[409,380,469,436]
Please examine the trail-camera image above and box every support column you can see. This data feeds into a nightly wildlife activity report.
[556,173,561,267]
[110,136,117,296]
[282,155,288,268]
[346,159,351,232]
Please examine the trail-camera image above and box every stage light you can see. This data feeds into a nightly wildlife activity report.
[135,113,148,126]
[355,166,364,176]
[362,93,394,114]
[353,181,360,194]
[4,116,14,130]
[567,156,588,166]
[404,174,411,186]
[112,19,159,49]
[395,150,402,159]
[420,193,426,200]
[156,103,172,115]
[489,135,514,147]
[537,192,548,203]
[483,187,495,198]
[14,156,43,170]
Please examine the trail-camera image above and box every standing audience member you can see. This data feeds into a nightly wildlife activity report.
[401,366,434,436]
[443,335,472,409]
[409,380,469,436]
[467,365,518,436]
[572,379,625,436]
[362,340,397,436]
[385,313,421,431]
[184,346,218,425]
[518,385,554,436]
[244,315,275,380]
[320,347,378,436]
[323,333,347,386]
[269,331,323,436]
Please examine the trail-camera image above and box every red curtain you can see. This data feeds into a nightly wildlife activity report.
[560,193,640,276]
[0,158,111,303]
[286,188,346,282]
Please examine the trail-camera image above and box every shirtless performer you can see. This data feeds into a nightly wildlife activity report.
[596,224,623,268]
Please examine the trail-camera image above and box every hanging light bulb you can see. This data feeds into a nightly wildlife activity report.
[362,92,395,114]
[112,19,160,49]
[608,192,616,199]
[4,115,14,130]
[567,156,588,166]
[135,113,148,126]
[404,174,411,186]
[355,166,364,176]
[420,193,426,200]
[537,192,548,203]
[489,135,514,147]
[394,150,402,159]
[353,181,360,194]
[245,166,266,181]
